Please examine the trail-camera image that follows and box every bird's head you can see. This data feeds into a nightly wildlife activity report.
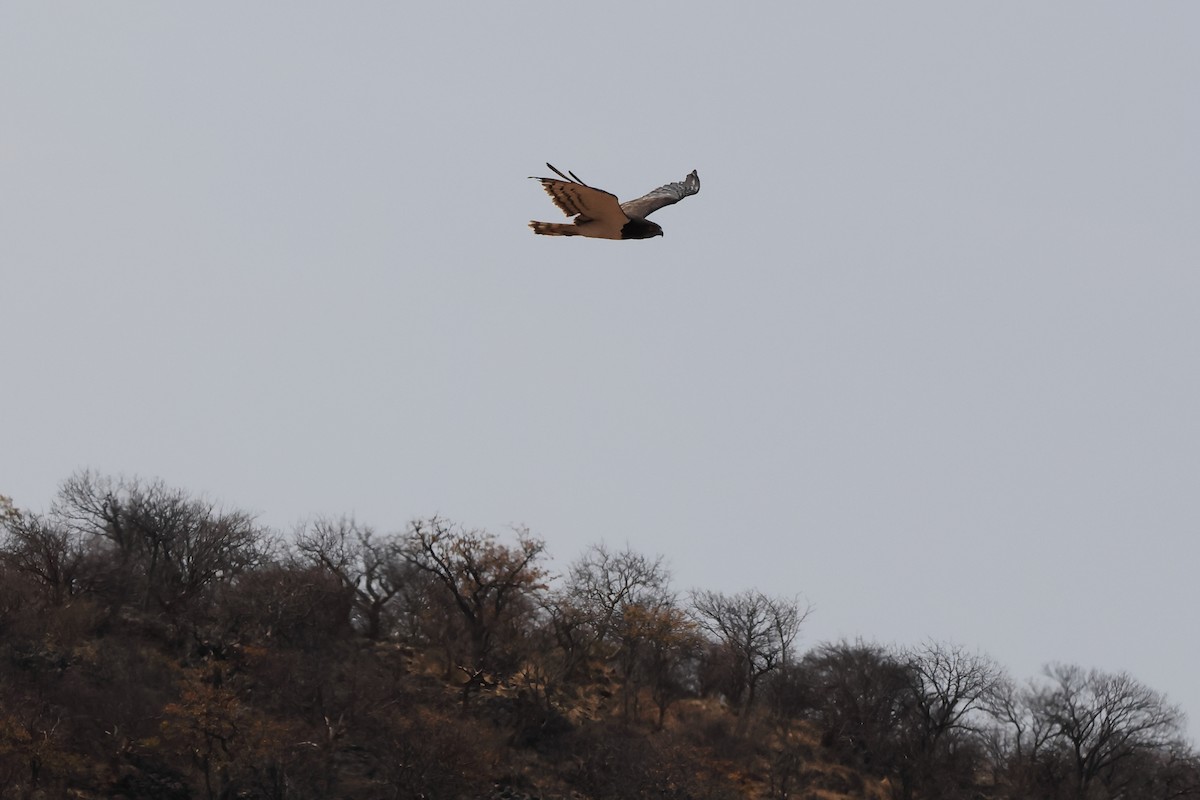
[620,218,664,240]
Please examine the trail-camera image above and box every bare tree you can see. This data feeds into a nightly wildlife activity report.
[982,675,1062,798]
[690,589,809,733]
[793,640,914,774]
[557,544,681,721]
[1032,663,1184,800]
[563,544,672,646]
[401,517,547,701]
[50,471,265,622]
[905,641,1004,742]
[896,641,1006,800]
[0,505,89,606]
[294,517,404,641]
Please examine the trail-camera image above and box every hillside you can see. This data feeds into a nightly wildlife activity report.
[1,475,1196,799]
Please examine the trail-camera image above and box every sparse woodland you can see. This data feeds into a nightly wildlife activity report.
[1,472,1196,799]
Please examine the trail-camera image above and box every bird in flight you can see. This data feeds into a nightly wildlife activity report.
[529,164,700,239]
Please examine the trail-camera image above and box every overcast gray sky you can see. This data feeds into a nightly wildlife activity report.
[3,3,1198,735]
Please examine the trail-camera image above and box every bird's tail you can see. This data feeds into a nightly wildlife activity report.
[529,221,579,236]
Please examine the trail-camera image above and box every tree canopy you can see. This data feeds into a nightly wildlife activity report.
[0,472,1194,800]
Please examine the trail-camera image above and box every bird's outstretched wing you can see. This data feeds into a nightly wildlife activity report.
[531,163,627,226]
[620,170,700,219]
